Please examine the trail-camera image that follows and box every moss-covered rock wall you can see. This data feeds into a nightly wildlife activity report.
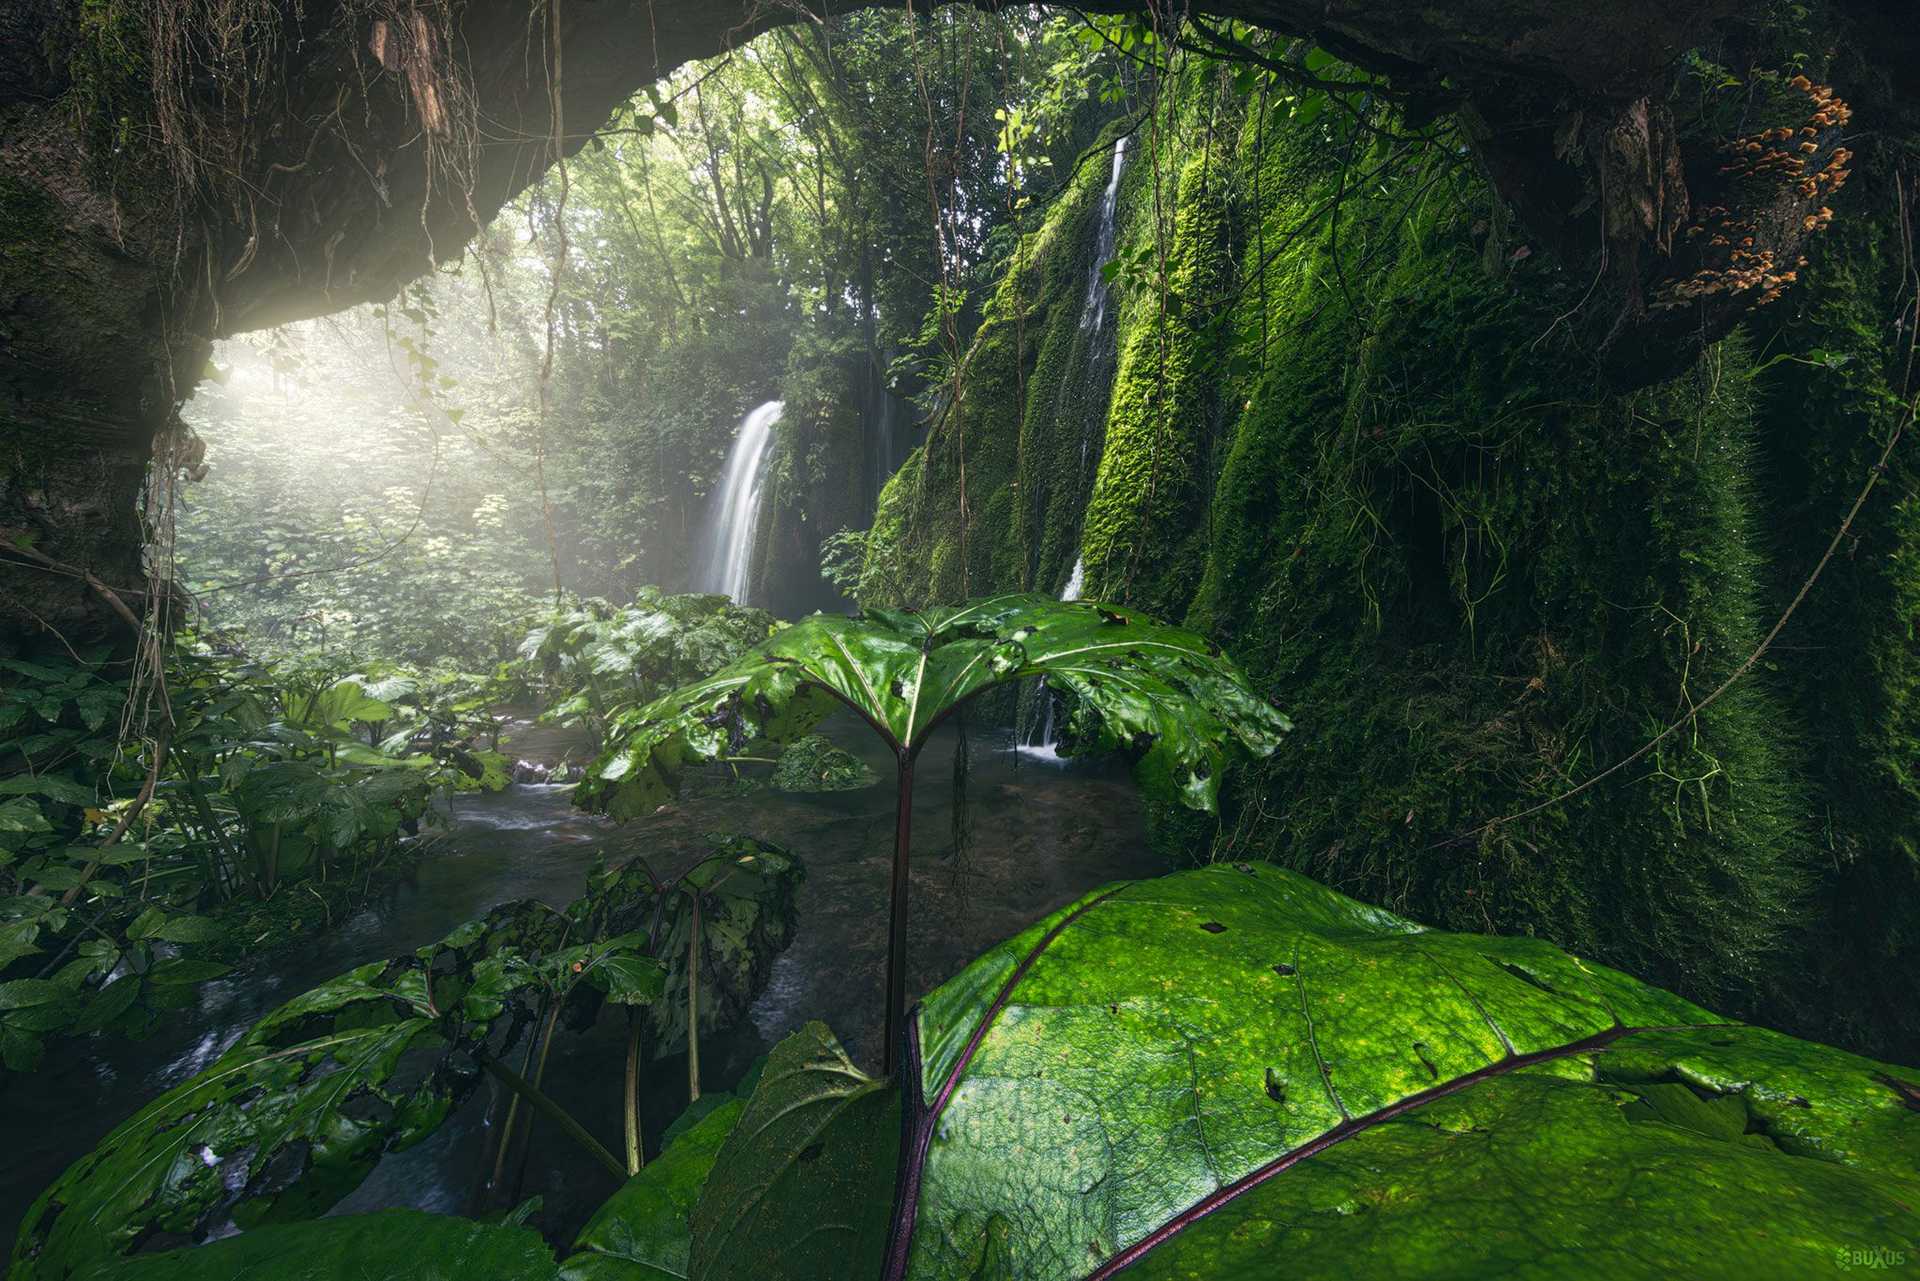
[858,60,1919,1062]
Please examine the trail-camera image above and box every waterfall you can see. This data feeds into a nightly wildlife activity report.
[1081,136,1128,340]
[865,377,905,519]
[1015,139,1130,762]
[1031,134,1127,602]
[697,400,784,603]
[1060,556,1086,603]
[1016,557,1091,763]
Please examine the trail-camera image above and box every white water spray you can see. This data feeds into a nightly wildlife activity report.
[698,400,784,604]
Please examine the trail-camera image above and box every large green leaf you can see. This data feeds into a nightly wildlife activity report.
[687,1021,899,1281]
[9,900,572,1281]
[687,864,1920,1280]
[560,1098,748,1280]
[293,677,394,733]
[637,837,805,1060]
[79,1209,555,1280]
[579,596,1288,819]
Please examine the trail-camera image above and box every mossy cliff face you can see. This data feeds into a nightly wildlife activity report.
[860,123,1120,604]
[860,63,1919,1061]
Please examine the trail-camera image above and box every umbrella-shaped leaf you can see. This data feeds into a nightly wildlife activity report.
[579,595,1287,820]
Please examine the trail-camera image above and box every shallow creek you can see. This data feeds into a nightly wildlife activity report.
[1,715,1161,1246]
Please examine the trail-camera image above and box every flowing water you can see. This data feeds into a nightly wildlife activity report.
[1015,139,1131,761]
[1017,559,1089,764]
[696,400,784,603]
[0,715,1160,1248]
[1080,136,1129,346]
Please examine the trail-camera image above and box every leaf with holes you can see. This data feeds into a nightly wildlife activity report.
[689,864,1920,1280]
[9,898,579,1280]
[578,595,1287,819]
[79,1208,556,1280]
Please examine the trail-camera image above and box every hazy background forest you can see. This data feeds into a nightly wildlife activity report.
[174,11,1128,661]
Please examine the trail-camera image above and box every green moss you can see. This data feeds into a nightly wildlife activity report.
[62,0,155,165]
[0,174,62,252]
[857,116,1133,606]
[1079,130,1235,611]
[862,60,1916,1060]
[1742,155,1920,1056]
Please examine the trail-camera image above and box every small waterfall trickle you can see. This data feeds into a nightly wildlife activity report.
[1060,556,1086,603]
[865,378,906,519]
[697,400,784,604]
[1016,556,1089,763]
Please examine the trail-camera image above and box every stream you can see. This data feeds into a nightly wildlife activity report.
[1,715,1161,1247]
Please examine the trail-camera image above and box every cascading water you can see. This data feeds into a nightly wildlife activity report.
[1017,557,1088,762]
[1017,138,1129,761]
[1080,136,1128,345]
[1060,556,1086,602]
[864,360,908,519]
[697,399,784,604]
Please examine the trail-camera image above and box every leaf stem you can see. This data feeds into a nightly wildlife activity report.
[883,749,914,1077]
[624,1009,645,1175]
[687,889,702,1103]
[481,1056,626,1181]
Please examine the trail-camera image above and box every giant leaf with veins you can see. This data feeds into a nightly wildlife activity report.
[669,863,1920,1281]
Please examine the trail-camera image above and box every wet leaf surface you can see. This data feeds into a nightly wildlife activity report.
[660,863,1919,1280]
[579,595,1289,820]
[561,1098,746,1280]
[78,1208,555,1280]
[686,1021,898,1281]
[12,840,804,1281]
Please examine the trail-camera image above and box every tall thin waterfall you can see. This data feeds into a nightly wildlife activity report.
[1016,139,1129,761]
[1081,135,1129,343]
[698,400,784,603]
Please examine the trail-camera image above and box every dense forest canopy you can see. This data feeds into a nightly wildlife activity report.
[2,0,1919,1277]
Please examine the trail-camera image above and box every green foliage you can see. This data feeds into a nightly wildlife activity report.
[580,595,1288,820]
[81,1210,556,1281]
[177,269,564,667]
[656,865,1920,1280]
[0,637,500,1079]
[516,592,778,745]
[851,42,1906,1060]
[617,836,806,1062]
[563,1100,746,1280]
[1742,177,1920,1056]
[13,900,577,1277]
[768,734,877,793]
[686,1022,898,1280]
[12,838,803,1280]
